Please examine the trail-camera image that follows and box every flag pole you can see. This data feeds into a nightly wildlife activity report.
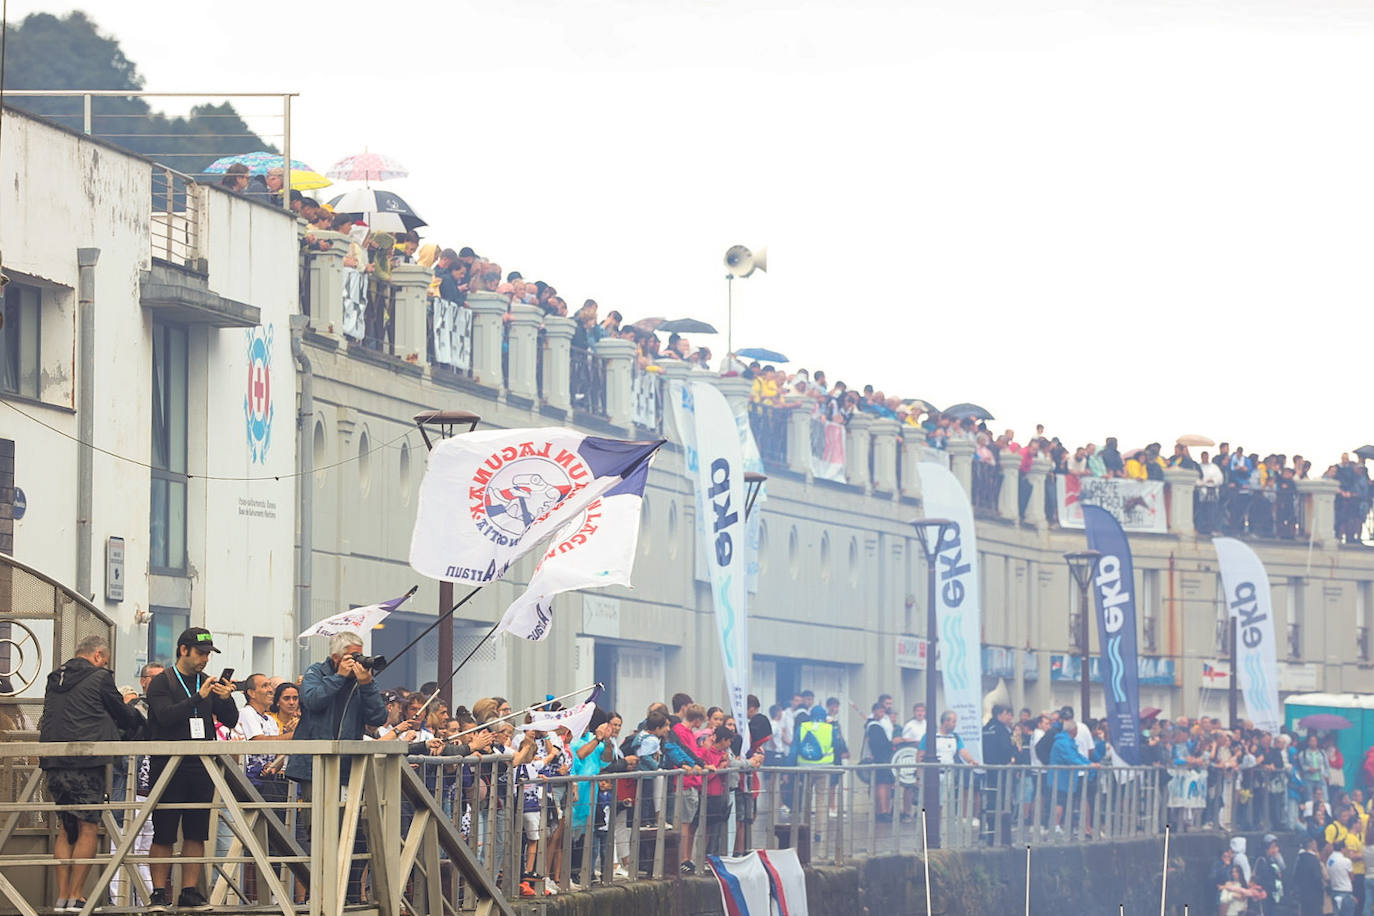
[381,583,483,673]
[921,808,933,916]
[1159,823,1171,916]
[1024,845,1031,916]
[441,681,605,743]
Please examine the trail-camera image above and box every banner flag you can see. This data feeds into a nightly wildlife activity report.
[497,463,652,641]
[517,685,603,738]
[757,849,810,916]
[1081,505,1143,765]
[707,853,772,916]
[1058,475,1166,533]
[409,428,662,585]
[915,460,984,762]
[1214,537,1282,735]
[670,380,750,731]
[297,589,416,641]
[733,401,766,595]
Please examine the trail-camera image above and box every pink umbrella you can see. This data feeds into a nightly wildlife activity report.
[324,151,409,184]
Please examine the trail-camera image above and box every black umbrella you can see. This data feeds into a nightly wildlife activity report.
[942,402,994,421]
[656,317,718,334]
[1355,445,1374,460]
[327,188,427,232]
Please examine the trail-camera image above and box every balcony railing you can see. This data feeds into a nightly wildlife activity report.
[149,164,202,269]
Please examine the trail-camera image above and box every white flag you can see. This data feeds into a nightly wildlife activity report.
[297,589,415,640]
[1214,537,1282,735]
[517,686,603,739]
[409,428,662,584]
[497,463,652,641]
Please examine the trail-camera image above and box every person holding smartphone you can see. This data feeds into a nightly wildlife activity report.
[143,628,238,912]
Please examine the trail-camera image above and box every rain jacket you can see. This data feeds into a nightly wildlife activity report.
[39,656,143,770]
[284,657,387,784]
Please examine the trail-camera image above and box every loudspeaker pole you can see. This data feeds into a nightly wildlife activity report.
[726,273,734,358]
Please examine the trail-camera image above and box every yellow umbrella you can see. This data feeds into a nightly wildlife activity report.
[290,169,332,191]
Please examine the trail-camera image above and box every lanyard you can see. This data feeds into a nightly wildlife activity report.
[172,667,202,701]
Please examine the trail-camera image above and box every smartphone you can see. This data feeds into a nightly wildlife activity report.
[219,668,235,683]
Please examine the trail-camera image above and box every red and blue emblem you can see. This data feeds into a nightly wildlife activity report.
[243,325,274,463]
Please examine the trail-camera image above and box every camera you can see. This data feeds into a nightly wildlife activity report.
[348,652,388,672]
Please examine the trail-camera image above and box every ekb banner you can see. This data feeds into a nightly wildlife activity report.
[1213,537,1281,735]
[1081,505,1143,765]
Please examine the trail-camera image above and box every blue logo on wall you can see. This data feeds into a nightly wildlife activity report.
[243,325,274,464]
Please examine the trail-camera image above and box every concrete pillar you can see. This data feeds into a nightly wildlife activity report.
[1024,454,1053,530]
[900,434,927,499]
[788,405,815,478]
[389,263,430,363]
[946,437,976,499]
[654,359,693,442]
[540,316,576,412]
[870,419,901,494]
[306,235,347,336]
[846,413,873,490]
[505,305,544,400]
[465,291,508,388]
[708,375,752,417]
[595,338,637,428]
[1164,468,1198,538]
[997,451,1023,520]
[1298,478,1340,547]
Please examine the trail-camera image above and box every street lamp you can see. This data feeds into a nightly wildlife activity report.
[722,244,767,359]
[911,516,956,850]
[1063,550,1102,723]
[414,409,481,708]
[744,471,767,520]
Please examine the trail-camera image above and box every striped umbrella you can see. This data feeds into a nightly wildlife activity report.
[203,152,331,190]
[325,151,409,184]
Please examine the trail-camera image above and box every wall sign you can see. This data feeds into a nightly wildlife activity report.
[106,536,124,602]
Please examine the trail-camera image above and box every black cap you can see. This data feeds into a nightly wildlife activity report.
[1059,705,1075,720]
[176,627,221,654]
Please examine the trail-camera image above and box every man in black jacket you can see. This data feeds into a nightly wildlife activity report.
[144,627,238,912]
[1293,835,1325,916]
[982,704,1015,845]
[39,634,143,911]
[1252,834,1285,916]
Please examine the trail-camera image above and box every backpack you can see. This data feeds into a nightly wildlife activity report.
[1035,724,1061,765]
[797,728,825,762]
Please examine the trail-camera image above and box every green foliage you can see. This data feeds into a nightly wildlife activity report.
[2,11,275,173]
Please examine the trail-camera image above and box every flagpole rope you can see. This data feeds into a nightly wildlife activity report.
[383,584,484,682]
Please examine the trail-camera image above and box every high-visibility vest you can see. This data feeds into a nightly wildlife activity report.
[796,720,836,766]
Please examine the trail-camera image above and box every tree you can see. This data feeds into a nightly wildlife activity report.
[2,11,275,174]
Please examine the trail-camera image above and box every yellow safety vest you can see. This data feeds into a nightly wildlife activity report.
[796,720,836,766]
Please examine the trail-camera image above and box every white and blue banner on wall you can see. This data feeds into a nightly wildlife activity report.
[915,460,984,763]
[1081,504,1143,765]
[670,380,750,731]
[1214,537,1281,735]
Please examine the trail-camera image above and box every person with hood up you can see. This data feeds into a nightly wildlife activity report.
[1230,836,1252,884]
[39,634,144,912]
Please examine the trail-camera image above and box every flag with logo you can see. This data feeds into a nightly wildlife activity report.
[669,381,750,731]
[409,428,663,584]
[297,587,417,641]
[497,463,653,641]
[915,459,984,762]
[517,685,603,738]
[1214,537,1281,735]
[1081,505,1143,765]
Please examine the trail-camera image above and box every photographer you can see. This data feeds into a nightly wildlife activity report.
[144,628,238,912]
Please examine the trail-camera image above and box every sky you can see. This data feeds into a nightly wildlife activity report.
[14,0,1374,467]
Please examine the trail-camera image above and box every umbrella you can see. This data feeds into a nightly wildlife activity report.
[204,152,331,190]
[942,402,994,421]
[735,347,789,363]
[1139,707,1163,720]
[1298,713,1353,731]
[327,188,427,232]
[656,318,718,334]
[325,151,410,184]
[1176,434,1215,447]
[903,398,938,414]
[631,317,666,333]
[1354,445,1374,460]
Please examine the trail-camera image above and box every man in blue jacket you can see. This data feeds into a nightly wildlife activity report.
[1049,720,1099,834]
[285,631,387,902]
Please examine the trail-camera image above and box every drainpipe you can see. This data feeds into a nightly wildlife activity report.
[76,248,100,601]
[289,314,313,676]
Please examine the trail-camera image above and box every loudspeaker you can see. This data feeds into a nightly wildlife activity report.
[724,244,767,278]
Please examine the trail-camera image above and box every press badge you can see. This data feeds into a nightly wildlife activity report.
[189,719,206,740]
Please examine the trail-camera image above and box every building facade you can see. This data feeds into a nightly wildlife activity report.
[4,107,1373,745]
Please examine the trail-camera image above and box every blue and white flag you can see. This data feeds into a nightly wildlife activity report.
[297,587,416,640]
[517,685,604,738]
[1214,537,1282,735]
[915,460,984,762]
[1081,505,1143,765]
[707,853,771,916]
[497,464,653,641]
[409,428,662,584]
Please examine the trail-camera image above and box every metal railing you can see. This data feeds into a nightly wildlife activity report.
[149,165,203,269]
[749,404,788,467]
[0,740,509,916]
[630,366,663,432]
[971,460,1002,514]
[570,347,606,417]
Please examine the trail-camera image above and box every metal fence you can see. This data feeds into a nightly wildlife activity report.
[570,347,606,417]
[149,165,203,269]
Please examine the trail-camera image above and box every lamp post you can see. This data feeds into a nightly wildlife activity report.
[744,471,767,521]
[911,516,956,849]
[1063,550,1102,723]
[413,409,481,709]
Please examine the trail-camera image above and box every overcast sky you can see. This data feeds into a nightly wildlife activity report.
[17,0,1374,467]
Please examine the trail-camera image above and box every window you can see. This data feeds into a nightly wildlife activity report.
[0,282,41,399]
[150,324,188,572]
[149,607,190,664]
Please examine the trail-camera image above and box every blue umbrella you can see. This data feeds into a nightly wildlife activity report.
[204,152,316,175]
[735,347,788,363]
